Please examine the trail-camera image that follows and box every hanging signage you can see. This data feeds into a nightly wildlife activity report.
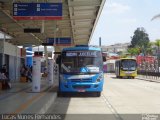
[13,3,62,20]
[47,38,71,44]
[42,37,72,46]
[24,28,41,33]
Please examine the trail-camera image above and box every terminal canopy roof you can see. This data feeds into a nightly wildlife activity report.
[0,0,105,52]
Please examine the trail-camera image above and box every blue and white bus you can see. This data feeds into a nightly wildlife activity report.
[56,45,105,97]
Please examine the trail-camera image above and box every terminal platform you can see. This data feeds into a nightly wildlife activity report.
[0,78,57,114]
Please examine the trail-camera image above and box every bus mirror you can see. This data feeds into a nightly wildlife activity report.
[103,56,106,62]
[56,55,61,64]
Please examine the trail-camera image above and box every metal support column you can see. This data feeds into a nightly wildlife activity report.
[44,46,48,68]
[2,33,6,65]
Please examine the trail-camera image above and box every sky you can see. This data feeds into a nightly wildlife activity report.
[90,0,160,46]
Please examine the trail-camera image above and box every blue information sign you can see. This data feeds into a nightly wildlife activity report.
[13,3,62,20]
[47,38,72,45]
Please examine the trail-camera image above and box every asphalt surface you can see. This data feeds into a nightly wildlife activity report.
[47,74,160,120]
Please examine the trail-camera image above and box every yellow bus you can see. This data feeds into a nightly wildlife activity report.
[115,58,137,79]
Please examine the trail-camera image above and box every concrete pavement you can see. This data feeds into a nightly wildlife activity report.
[0,73,160,120]
[47,73,160,120]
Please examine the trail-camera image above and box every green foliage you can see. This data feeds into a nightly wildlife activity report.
[130,27,150,48]
[145,42,153,55]
[117,51,123,56]
[151,39,160,55]
[151,14,160,21]
[154,39,160,49]
[127,47,140,56]
[117,51,129,58]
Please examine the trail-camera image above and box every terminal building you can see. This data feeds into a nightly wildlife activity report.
[102,43,130,53]
[0,0,106,115]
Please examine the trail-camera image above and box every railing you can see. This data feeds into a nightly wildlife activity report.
[137,71,160,80]
[137,57,160,81]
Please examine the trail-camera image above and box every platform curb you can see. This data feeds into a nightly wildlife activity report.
[136,77,160,83]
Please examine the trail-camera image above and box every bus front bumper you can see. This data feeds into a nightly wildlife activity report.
[120,71,137,77]
[59,82,103,92]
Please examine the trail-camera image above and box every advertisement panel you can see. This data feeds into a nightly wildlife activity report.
[32,57,41,92]
[48,59,54,86]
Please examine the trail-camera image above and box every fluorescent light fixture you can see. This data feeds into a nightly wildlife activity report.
[0,31,12,39]
[26,50,34,53]
[26,55,34,57]
[17,46,23,48]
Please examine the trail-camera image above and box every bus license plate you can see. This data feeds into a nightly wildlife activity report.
[127,73,131,75]
[78,89,85,92]
[125,72,131,75]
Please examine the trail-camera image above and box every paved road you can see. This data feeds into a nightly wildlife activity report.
[47,74,160,120]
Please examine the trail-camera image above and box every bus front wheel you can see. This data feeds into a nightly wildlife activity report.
[95,92,101,97]
[57,91,64,97]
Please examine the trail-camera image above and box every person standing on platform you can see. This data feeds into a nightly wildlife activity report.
[27,68,32,82]
[1,64,8,78]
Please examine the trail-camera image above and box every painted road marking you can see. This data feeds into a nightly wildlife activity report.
[11,86,53,114]
[0,86,31,101]
[102,93,123,120]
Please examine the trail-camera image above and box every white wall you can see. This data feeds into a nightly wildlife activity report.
[9,56,21,81]
[107,63,115,72]
[0,41,21,81]
[9,55,15,81]
[0,41,21,57]
[4,42,21,57]
[0,41,3,53]
[106,59,116,72]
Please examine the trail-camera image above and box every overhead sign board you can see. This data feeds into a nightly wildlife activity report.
[43,37,72,46]
[13,3,62,20]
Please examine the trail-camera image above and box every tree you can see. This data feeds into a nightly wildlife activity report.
[151,14,160,21]
[151,15,160,53]
[130,27,150,48]
[152,16,160,71]
[127,47,140,56]
[117,51,128,58]
[154,39,160,51]
[146,42,154,55]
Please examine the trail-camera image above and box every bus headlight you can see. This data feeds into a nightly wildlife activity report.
[60,75,67,83]
[62,79,67,83]
[96,74,103,82]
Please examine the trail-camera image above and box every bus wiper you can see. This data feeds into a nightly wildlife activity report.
[61,64,70,72]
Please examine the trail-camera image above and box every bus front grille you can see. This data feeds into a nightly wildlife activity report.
[71,79,92,82]
[72,85,91,89]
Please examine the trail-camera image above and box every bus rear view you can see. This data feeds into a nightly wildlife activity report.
[57,45,105,97]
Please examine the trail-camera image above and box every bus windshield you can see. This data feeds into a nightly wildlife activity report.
[61,51,103,74]
[121,59,137,71]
